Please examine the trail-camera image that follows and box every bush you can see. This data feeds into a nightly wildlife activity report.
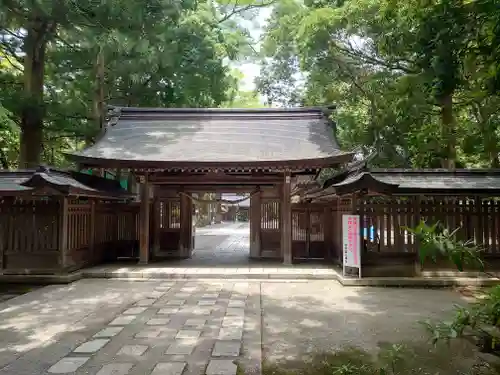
[407,220,500,356]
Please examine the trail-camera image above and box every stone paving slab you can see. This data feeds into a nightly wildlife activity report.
[47,357,89,373]
[73,338,110,353]
[96,363,134,375]
[151,362,186,375]
[206,359,237,375]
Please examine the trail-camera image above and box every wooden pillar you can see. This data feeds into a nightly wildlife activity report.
[153,193,160,256]
[89,199,96,262]
[414,195,422,275]
[281,172,292,265]
[324,206,333,262]
[250,187,261,258]
[335,198,342,264]
[115,168,122,182]
[139,174,150,264]
[214,192,222,224]
[180,192,193,258]
[305,205,311,258]
[59,197,69,271]
[127,171,135,193]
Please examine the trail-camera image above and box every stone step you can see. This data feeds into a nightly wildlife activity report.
[81,268,339,280]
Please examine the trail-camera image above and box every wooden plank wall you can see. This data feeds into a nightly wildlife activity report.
[0,198,140,274]
[2,193,500,273]
[0,198,60,271]
[65,201,92,270]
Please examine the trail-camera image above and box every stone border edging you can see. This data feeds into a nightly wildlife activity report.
[1,269,499,287]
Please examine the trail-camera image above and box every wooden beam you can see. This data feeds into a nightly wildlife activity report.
[139,174,150,264]
[149,173,283,185]
[281,172,292,265]
[156,185,266,193]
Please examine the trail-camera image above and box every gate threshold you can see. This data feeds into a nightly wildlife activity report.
[82,264,339,280]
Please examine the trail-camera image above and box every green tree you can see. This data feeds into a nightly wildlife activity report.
[257,0,500,168]
[1,0,268,168]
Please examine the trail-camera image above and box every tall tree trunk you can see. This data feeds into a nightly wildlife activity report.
[471,101,499,167]
[439,94,456,169]
[19,20,54,168]
[489,150,500,168]
[93,46,106,130]
[0,148,9,169]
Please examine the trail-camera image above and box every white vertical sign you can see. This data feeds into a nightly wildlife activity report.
[342,214,361,278]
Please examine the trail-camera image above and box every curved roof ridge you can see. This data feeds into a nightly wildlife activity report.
[111,105,335,114]
[68,106,353,169]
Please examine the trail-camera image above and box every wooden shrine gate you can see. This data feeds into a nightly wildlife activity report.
[147,184,337,264]
[149,185,309,262]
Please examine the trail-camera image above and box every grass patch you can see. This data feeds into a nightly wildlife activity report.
[261,341,500,375]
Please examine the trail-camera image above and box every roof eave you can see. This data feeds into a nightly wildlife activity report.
[64,153,356,171]
[333,173,400,196]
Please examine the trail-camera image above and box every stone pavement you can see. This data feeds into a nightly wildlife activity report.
[0,278,472,375]
[190,222,251,266]
[0,279,261,375]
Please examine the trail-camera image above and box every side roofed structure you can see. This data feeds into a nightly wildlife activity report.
[0,166,132,199]
[304,154,500,201]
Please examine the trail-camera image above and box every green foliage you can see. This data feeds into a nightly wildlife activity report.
[0,0,266,167]
[261,343,498,374]
[404,220,485,272]
[0,103,19,168]
[257,0,500,168]
[406,220,500,357]
[422,286,500,355]
[223,68,264,108]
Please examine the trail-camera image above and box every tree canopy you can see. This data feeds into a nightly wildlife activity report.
[257,0,500,168]
[0,0,267,168]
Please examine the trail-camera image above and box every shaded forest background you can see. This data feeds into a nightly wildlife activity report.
[1,0,499,170]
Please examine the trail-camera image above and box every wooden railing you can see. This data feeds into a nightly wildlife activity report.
[355,196,500,254]
[0,198,140,273]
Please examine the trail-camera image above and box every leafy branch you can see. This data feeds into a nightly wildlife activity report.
[405,220,500,355]
[218,0,277,23]
[403,220,485,272]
